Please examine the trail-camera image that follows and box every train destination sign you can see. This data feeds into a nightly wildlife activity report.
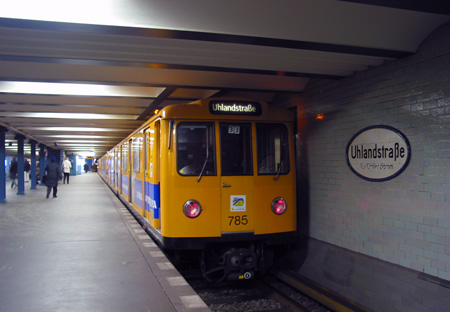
[346,125,411,182]
[209,101,262,116]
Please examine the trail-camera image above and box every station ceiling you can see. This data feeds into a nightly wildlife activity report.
[1,0,449,158]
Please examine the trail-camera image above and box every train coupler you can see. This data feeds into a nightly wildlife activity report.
[223,247,257,281]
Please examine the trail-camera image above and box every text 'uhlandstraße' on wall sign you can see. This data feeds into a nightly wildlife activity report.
[346,125,411,182]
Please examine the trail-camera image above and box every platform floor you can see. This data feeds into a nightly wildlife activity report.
[0,173,210,312]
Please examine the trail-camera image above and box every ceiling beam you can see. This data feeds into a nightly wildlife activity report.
[0,18,412,59]
[338,0,450,15]
[137,87,176,121]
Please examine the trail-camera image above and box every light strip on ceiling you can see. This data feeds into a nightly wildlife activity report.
[20,127,132,132]
[58,142,110,148]
[65,148,106,151]
[51,140,116,143]
[0,81,165,98]
[56,140,114,144]
[0,0,125,26]
[0,112,140,120]
[40,135,122,139]
[5,146,31,149]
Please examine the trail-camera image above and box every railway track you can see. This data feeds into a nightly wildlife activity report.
[166,249,369,311]
[182,269,332,312]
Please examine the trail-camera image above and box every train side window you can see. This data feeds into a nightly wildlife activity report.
[256,123,290,175]
[220,123,253,176]
[132,136,141,173]
[122,143,128,172]
[177,122,216,176]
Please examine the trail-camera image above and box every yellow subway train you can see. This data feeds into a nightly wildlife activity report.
[98,97,296,282]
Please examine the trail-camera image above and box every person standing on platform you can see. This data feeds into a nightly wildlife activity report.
[62,157,72,184]
[45,156,62,198]
[9,157,18,188]
[84,162,89,173]
[24,159,30,182]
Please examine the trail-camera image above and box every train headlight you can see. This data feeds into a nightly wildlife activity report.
[271,197,286,215]
[183,200,202,218]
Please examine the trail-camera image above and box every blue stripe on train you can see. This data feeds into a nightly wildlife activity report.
[145,181,160,219]
[134,179,143,208]
[121,174,129,194]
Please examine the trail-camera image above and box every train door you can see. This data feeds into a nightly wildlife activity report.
[111,150,115,187]
[120,141,131,201]
[169,121,220,238]
[111,152,115,185]
[118,146,123,194]
[144,121,161,229]
[219,123,254,233]
[115,148,119,191]
[127,139,132,202]
[131,133,144,215]
[108,152,113,184]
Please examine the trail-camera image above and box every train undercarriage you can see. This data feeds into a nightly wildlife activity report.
[200,242,273,283]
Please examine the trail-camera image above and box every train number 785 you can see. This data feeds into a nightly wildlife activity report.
[228,215,248,226]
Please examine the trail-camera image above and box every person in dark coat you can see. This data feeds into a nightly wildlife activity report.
[24,159,30,182]
[9,157,18,188]
[45,156,62,198]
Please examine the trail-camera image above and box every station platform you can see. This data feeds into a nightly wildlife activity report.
[0,173,210,312]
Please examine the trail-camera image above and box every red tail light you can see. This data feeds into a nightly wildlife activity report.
[271,197,286,215]
[183,200,202,218]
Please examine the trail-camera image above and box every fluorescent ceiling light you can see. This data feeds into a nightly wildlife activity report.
[79,152,96,157]
[52,140,115,143]
[41,135,122,139]
[59,143,111,146]
[0,112,139,120]
[0,0,129,26]
[0,81,165,98]
[65,147,104,151]
[6,146,31,149]
[21,127,132,132]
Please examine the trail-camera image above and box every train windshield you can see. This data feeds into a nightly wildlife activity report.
[177,122,216,176]
[176,122,289,177]
[220,123,253,176]
[256,123,290,175]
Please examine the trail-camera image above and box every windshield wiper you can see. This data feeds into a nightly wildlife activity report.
[197,154,209,182]
[274,147,286,181]
[274,162,282,181]
[197,129,210,182]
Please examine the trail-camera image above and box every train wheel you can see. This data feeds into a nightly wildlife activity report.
[201,249,227,283]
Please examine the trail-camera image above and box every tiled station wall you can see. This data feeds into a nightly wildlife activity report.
[278,22,450,311]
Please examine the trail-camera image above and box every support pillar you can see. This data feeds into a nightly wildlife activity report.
[15,134,25,195]
[39,144,46,184]
[30,140,37,190]
[0,127,7,203]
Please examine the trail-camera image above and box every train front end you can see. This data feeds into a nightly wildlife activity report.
[158,98,297,282]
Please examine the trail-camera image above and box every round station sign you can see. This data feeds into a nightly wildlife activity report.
[346,125,411,182]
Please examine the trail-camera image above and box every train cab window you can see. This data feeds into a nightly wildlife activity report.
[256,123,290,175]
[220,123,253,176]
[177,122,216,176]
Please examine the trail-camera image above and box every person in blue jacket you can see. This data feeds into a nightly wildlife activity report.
[45,156,62,198]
